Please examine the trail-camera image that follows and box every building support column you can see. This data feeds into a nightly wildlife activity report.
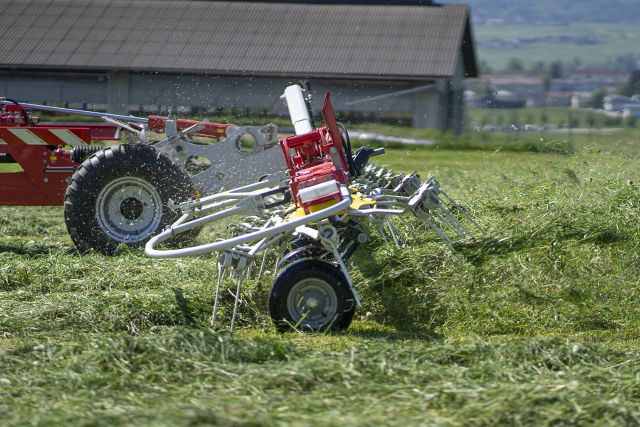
[449,53,467,134]
[107,71,130,114]
[450,84,464,134]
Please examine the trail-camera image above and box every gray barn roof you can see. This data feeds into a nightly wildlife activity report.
[0,0,477,80]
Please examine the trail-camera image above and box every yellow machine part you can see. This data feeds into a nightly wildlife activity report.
[286,191,376,221]
[349,193,376,210]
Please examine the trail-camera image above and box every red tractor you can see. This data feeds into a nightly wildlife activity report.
[0,98,283,253]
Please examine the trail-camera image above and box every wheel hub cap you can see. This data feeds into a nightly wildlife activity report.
[95,176,163,243]
[305,297,319,309]
[287,277,339,329]
[119,197,144,220]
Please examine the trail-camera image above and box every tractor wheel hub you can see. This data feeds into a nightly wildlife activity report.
[120,197,144,220]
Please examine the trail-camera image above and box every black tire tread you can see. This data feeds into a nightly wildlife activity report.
[268,259,356,332]
[64,143,198,254]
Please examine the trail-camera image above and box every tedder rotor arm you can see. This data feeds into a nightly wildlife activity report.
[145,185,352,259]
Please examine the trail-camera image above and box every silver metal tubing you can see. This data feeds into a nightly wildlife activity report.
[145,187,352,258]
[349,208,407,216]
[371,195,411,202]
[179,172,288,212]
[170,202,253,235]
[193,198,247,216]
[184,188,278,216]
[0,100,148,123]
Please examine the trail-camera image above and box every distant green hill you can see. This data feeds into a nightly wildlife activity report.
[448,0,640,25]
[447,0,640,70]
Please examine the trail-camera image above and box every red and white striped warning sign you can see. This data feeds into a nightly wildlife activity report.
[0,127,90,147]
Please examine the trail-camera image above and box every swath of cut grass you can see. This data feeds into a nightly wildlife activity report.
[2,332,639,425]
[1,129,640,425]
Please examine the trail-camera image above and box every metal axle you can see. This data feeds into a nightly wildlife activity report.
[0,100,148,123]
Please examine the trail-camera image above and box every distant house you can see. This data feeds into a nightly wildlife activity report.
[0,0,478,132]
[551,69,629,94]
[623,104,640,118]
[570,92,594,109]
[604,95,634,112]
[546,91,573,107]
[470,89,526,109]
[466,73,546,107]
[602,95,640,118]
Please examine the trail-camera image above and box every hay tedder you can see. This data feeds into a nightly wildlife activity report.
[145,85,482,333]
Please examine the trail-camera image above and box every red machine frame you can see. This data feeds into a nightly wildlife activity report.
[0,102,233,206]
[0,103,119,205]
[279,93,351,213]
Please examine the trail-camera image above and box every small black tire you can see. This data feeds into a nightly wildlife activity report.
[276,240,330,270]
[269,259,356,332]
[64,143,199,254]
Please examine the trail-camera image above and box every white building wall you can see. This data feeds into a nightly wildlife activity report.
[128,74,417,114]
[412,88,443,130]
[0,72,106,104]
[0,70,462,130]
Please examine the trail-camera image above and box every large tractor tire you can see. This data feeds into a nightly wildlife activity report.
[269,259,356,332]
[64,143,198,254]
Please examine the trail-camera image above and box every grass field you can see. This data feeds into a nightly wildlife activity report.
[1,129,640,425]
[467,106,632,129]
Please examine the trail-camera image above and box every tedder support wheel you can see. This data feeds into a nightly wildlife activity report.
[64,143,198,254]
[269,259,356,332]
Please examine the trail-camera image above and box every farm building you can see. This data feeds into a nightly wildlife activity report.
[0,0,477,132]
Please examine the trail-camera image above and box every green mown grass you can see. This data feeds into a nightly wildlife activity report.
[467,107,631,129]
[1,129,640,425]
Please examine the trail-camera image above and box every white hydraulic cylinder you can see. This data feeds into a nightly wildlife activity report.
[282,85,313,135]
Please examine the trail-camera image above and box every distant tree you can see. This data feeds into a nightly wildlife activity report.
[591,88,606,109]
[478,60,494,75]
[620,70,640,96]
[586,112,596,128]
[604,116,622,127]
[506,57,524,72]
[568,113,580,128]
[626,115,638,128]
[525,113,534,124]
[615,54,639,72]
[473,82,492,95]
[511,111,520,126]
[548,61,565,79]
[540,112,549,125]
[529,61,546,73]
[572,57,582,69]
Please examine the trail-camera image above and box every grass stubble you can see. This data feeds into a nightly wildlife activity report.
[1,130,640,426]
